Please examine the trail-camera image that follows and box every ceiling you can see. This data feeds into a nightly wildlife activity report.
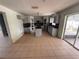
[0,0,79,16]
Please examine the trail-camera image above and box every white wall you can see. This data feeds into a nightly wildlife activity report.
[0,5,24,43]
[58,3,79,39]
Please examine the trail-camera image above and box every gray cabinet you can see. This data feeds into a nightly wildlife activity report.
[48,26,57,37]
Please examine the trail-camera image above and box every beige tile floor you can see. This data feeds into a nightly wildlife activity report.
[0,32,79,59]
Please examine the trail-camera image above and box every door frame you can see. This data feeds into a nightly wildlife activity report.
[62,15,68,40]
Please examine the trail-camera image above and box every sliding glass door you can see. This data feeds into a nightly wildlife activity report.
[64,14,79,49]
[74,27,79,49]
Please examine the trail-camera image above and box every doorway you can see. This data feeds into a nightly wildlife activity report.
[64,13,79,50]
[0,13,11,47]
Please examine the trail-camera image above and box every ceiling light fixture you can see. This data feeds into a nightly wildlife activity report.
[32,6,39,9]
[42,0,46,2]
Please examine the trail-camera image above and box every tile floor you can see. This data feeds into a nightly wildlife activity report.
[0,32,79,59]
